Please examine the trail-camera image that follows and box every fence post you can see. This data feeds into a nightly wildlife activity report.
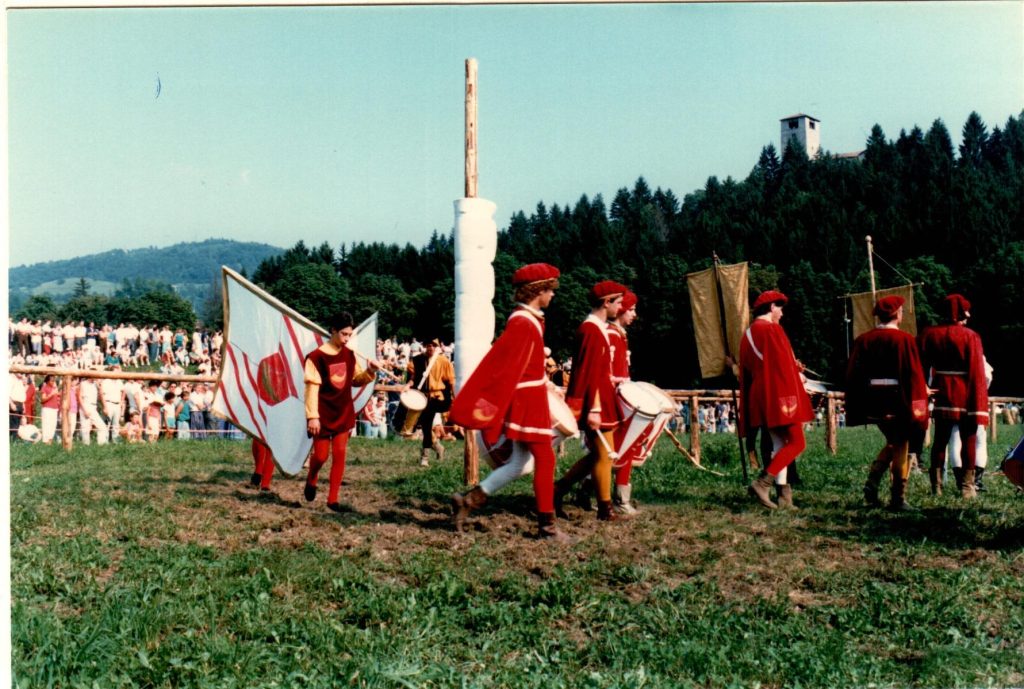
[990,401,997,441]
[689,394,701,465]
[826,394,838,455]
[60,374,73,450]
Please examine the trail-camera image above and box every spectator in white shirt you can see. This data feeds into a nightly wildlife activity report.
[78,377,108,445]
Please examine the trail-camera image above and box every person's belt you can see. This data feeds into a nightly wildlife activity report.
[869,378,899,386]
[515,378,548,389]
[933,370,967,376]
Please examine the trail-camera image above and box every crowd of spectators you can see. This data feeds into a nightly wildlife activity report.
[8,318,221,375]
[10,323,1021,446]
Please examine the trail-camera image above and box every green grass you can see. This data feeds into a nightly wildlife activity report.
[10,425,1024,689]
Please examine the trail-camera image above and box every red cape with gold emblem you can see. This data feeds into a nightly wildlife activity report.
[919,323,989,424]
[845,326,929,429]
[738,318,813,434]
[449,308,551,446]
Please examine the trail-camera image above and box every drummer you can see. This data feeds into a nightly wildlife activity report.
[554,280,627,522]
[448,263,570,541]
[405,338,456,467]
[609,290,640,515]
[304,311,382,513]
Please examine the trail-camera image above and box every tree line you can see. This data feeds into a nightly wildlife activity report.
[18,111,1019,395]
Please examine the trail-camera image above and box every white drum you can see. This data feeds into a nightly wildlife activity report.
[17,424,42,443]
[613,381,671,469]
[399,389,428,436]
[479,388,580,469]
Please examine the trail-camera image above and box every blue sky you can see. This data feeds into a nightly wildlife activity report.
[6,2,1023,267]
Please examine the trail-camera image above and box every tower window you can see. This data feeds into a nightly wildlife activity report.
[788,120,798,129]
[809,121,816,130]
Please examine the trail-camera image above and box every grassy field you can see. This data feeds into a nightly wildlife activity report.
[10,425,1024,689]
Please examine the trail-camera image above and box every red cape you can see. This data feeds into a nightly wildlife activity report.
[449,310,541,445]
[738,318,813,434]
[845,326,929,429]
[565,315,621,428]
[919,323,989,424]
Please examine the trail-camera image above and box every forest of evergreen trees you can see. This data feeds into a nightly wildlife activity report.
[250,111,1023,394]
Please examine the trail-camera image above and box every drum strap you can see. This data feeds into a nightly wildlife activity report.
[417,352,439,391]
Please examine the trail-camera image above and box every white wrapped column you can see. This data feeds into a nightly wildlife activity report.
[453,197,497,391]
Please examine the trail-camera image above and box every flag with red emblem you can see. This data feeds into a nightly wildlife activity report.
[211,267,377,476]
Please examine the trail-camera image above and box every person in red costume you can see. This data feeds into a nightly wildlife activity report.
[448,263,569,540]
[845,295,930,511]
[554,280,627,521]
[304,311,381,512]
[739,290,813,509]
[610,290,641,515]
[919,293,988,499]
[250,437,276,492]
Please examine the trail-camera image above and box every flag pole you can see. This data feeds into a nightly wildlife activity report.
[462,58,481,487]
[712,253,749,483]
[866,235,876,302]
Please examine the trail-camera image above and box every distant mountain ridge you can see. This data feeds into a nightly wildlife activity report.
[9,239,284,294]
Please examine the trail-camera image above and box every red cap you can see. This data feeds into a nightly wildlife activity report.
[873,295,904,319]
[752,290,788,311]
[944,293,971,321]
[621,290,638,311]
[590,280,628,301]
[512,263,560,286]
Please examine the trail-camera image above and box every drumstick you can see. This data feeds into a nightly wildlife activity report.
[594,429,619,461]
[664,428,726,477]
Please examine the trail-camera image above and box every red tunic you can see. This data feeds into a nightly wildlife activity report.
[738,317,813,434]
[845,325,929,429]
[449,306,552,445]
[565,314,622,430]
[608,323,630,381]
[919,323,989,425]
[305,345,360,436]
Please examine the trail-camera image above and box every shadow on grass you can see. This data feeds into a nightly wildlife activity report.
[802,503,1024,552]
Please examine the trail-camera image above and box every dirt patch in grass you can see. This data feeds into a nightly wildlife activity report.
[79,450,965,608]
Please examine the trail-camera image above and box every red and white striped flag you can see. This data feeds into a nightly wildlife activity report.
[212,267,377,476]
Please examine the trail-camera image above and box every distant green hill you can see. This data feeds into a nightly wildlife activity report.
[8,238,284,311]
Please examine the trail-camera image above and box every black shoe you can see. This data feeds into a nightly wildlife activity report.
[326,502,352,513]
[304,483,317,502]
[250,472,261,487]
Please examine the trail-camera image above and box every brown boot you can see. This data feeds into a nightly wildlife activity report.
[537,512,573,543]
[864,460,888,507]
[596,500,618,521]
[553,480,570,520]
[929,466,943,496]
[451,486,487,532]
[748,474,777,509]
[776,484,798,510]
[889,478,914,512]
[961,469,977,499]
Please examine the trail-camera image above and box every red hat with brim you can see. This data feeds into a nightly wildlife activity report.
[752,290,788,311]
[590,280,628,301]
[621,290,638,311]
[873,295,904,319]
[945,293,971,321]
[512,263,560,286]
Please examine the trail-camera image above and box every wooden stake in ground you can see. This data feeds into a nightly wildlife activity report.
[463,57,480,487]
[61,374,73,451]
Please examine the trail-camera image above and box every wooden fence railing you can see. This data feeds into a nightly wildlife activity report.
[9,366,1023,463]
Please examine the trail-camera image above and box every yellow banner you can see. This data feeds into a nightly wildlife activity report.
[687,262,749,379]
[850,285,917,339]
[717,262,750,363]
